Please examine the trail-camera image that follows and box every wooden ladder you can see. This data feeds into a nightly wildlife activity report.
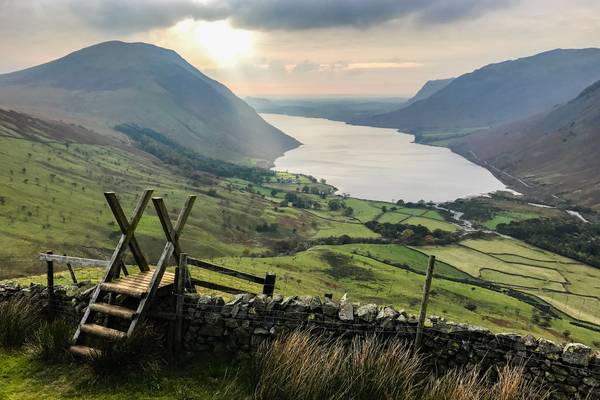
[70,190,196,357]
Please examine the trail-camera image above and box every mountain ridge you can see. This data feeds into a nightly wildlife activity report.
[363,48,600,135]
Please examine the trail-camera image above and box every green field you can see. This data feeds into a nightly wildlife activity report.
[417,238,600,327]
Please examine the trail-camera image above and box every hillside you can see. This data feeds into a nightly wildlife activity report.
[452,80,600,209]
[402,78,454,106]
[364,48,600,135]
[0,41,299,163]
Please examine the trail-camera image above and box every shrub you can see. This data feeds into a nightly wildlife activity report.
[86,324,165,379]
[0,298,40,348]
[27,318,75,363]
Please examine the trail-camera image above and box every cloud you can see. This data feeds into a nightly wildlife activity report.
[4,0,516,35]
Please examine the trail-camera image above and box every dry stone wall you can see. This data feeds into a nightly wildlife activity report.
[2,283,599,399]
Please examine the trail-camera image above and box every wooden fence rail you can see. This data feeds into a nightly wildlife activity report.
[39,252,277,297]
[187,256,276,296]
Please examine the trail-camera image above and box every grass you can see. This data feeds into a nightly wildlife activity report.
[482,211,540,230]
[402,216,459,232]
[0,349,244,399]
[253,331,551,400]
[0,331,553,400]
[418,237,600,327]
[0,298,41,348]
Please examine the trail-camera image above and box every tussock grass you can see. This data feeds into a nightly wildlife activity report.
[252,331,552,400]
[0,298,40,348]
[253,331,421,400]
[27,319,75,363]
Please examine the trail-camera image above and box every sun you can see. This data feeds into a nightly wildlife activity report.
[172,19,254,66]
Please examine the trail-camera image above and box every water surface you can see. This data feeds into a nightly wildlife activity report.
[263,113,506,203]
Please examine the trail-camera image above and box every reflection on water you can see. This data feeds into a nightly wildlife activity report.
[262,113,506,203]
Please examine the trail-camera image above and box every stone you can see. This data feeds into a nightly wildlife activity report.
[536,338,562,355]
[562,343,592,367]
[376,306,398,329]
[583,376,599,388]
[356,304,378,323]
[322,297,339,317]
[339,293,354,321]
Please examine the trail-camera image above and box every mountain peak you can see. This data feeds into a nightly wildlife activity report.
[0,41,299,162]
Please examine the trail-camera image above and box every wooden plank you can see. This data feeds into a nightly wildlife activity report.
[153,195,197,291]
[262,273,276,297]
[81,323,127,340]
[174,254,187,356]
[63,254,78,284]
[69,345,101,358]
[105,192,150,272]
[191,278,250,295]
[46,250,54,316]
[100,282,146,298]
[38,254,109,267]
[187,257,264,284]
[90,303,136,320]
[416,255,436,349]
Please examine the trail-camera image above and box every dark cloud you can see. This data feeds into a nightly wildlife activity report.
[65,0,517,33]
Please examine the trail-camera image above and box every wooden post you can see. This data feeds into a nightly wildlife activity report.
[263,273,276,297]
[415,255,436,349]
[46,250,55,317]
[175,253,187,357]
[63,254,78,285]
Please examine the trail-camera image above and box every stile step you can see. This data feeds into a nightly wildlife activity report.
[90,302,136,320]
[69,345,102,358]
[100,282,147,298]
[80,323,127,340]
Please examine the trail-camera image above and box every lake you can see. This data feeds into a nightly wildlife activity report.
[262,113,506,203]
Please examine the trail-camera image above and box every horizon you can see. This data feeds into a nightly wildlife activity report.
[1,0,600,97]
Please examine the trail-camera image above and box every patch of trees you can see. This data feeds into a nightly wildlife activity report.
[442,198,498,221]
[283,192,321,209]
[115,124,274,184]
[496,218,600,267]
[365,220,459,246]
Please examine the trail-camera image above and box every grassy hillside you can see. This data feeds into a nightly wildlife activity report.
[452,79,600,209]
[0,135,322,279]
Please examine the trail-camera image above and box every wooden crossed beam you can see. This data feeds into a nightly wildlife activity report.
[128,194,197,333]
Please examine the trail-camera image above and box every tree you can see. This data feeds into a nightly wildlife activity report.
[328,199,342,211]
[343,207,354,217]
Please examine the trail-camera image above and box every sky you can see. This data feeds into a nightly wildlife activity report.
[1,0,600,97]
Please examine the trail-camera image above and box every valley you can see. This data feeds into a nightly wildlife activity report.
[2,110,599,347]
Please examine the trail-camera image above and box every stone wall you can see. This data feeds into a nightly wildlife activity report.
[178,293,600,400]
[2,284,599,399]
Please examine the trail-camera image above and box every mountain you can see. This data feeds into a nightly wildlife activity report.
[245,96,405,122]
[402,78,454,106]
[0,41,299,162]
[364,49,600,135]
[452,80,600,209]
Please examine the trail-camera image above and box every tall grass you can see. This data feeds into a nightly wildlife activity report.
[253,331,422,400]
[252,331,552,400]
[27,318,75,363]
[0,298,40,348]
